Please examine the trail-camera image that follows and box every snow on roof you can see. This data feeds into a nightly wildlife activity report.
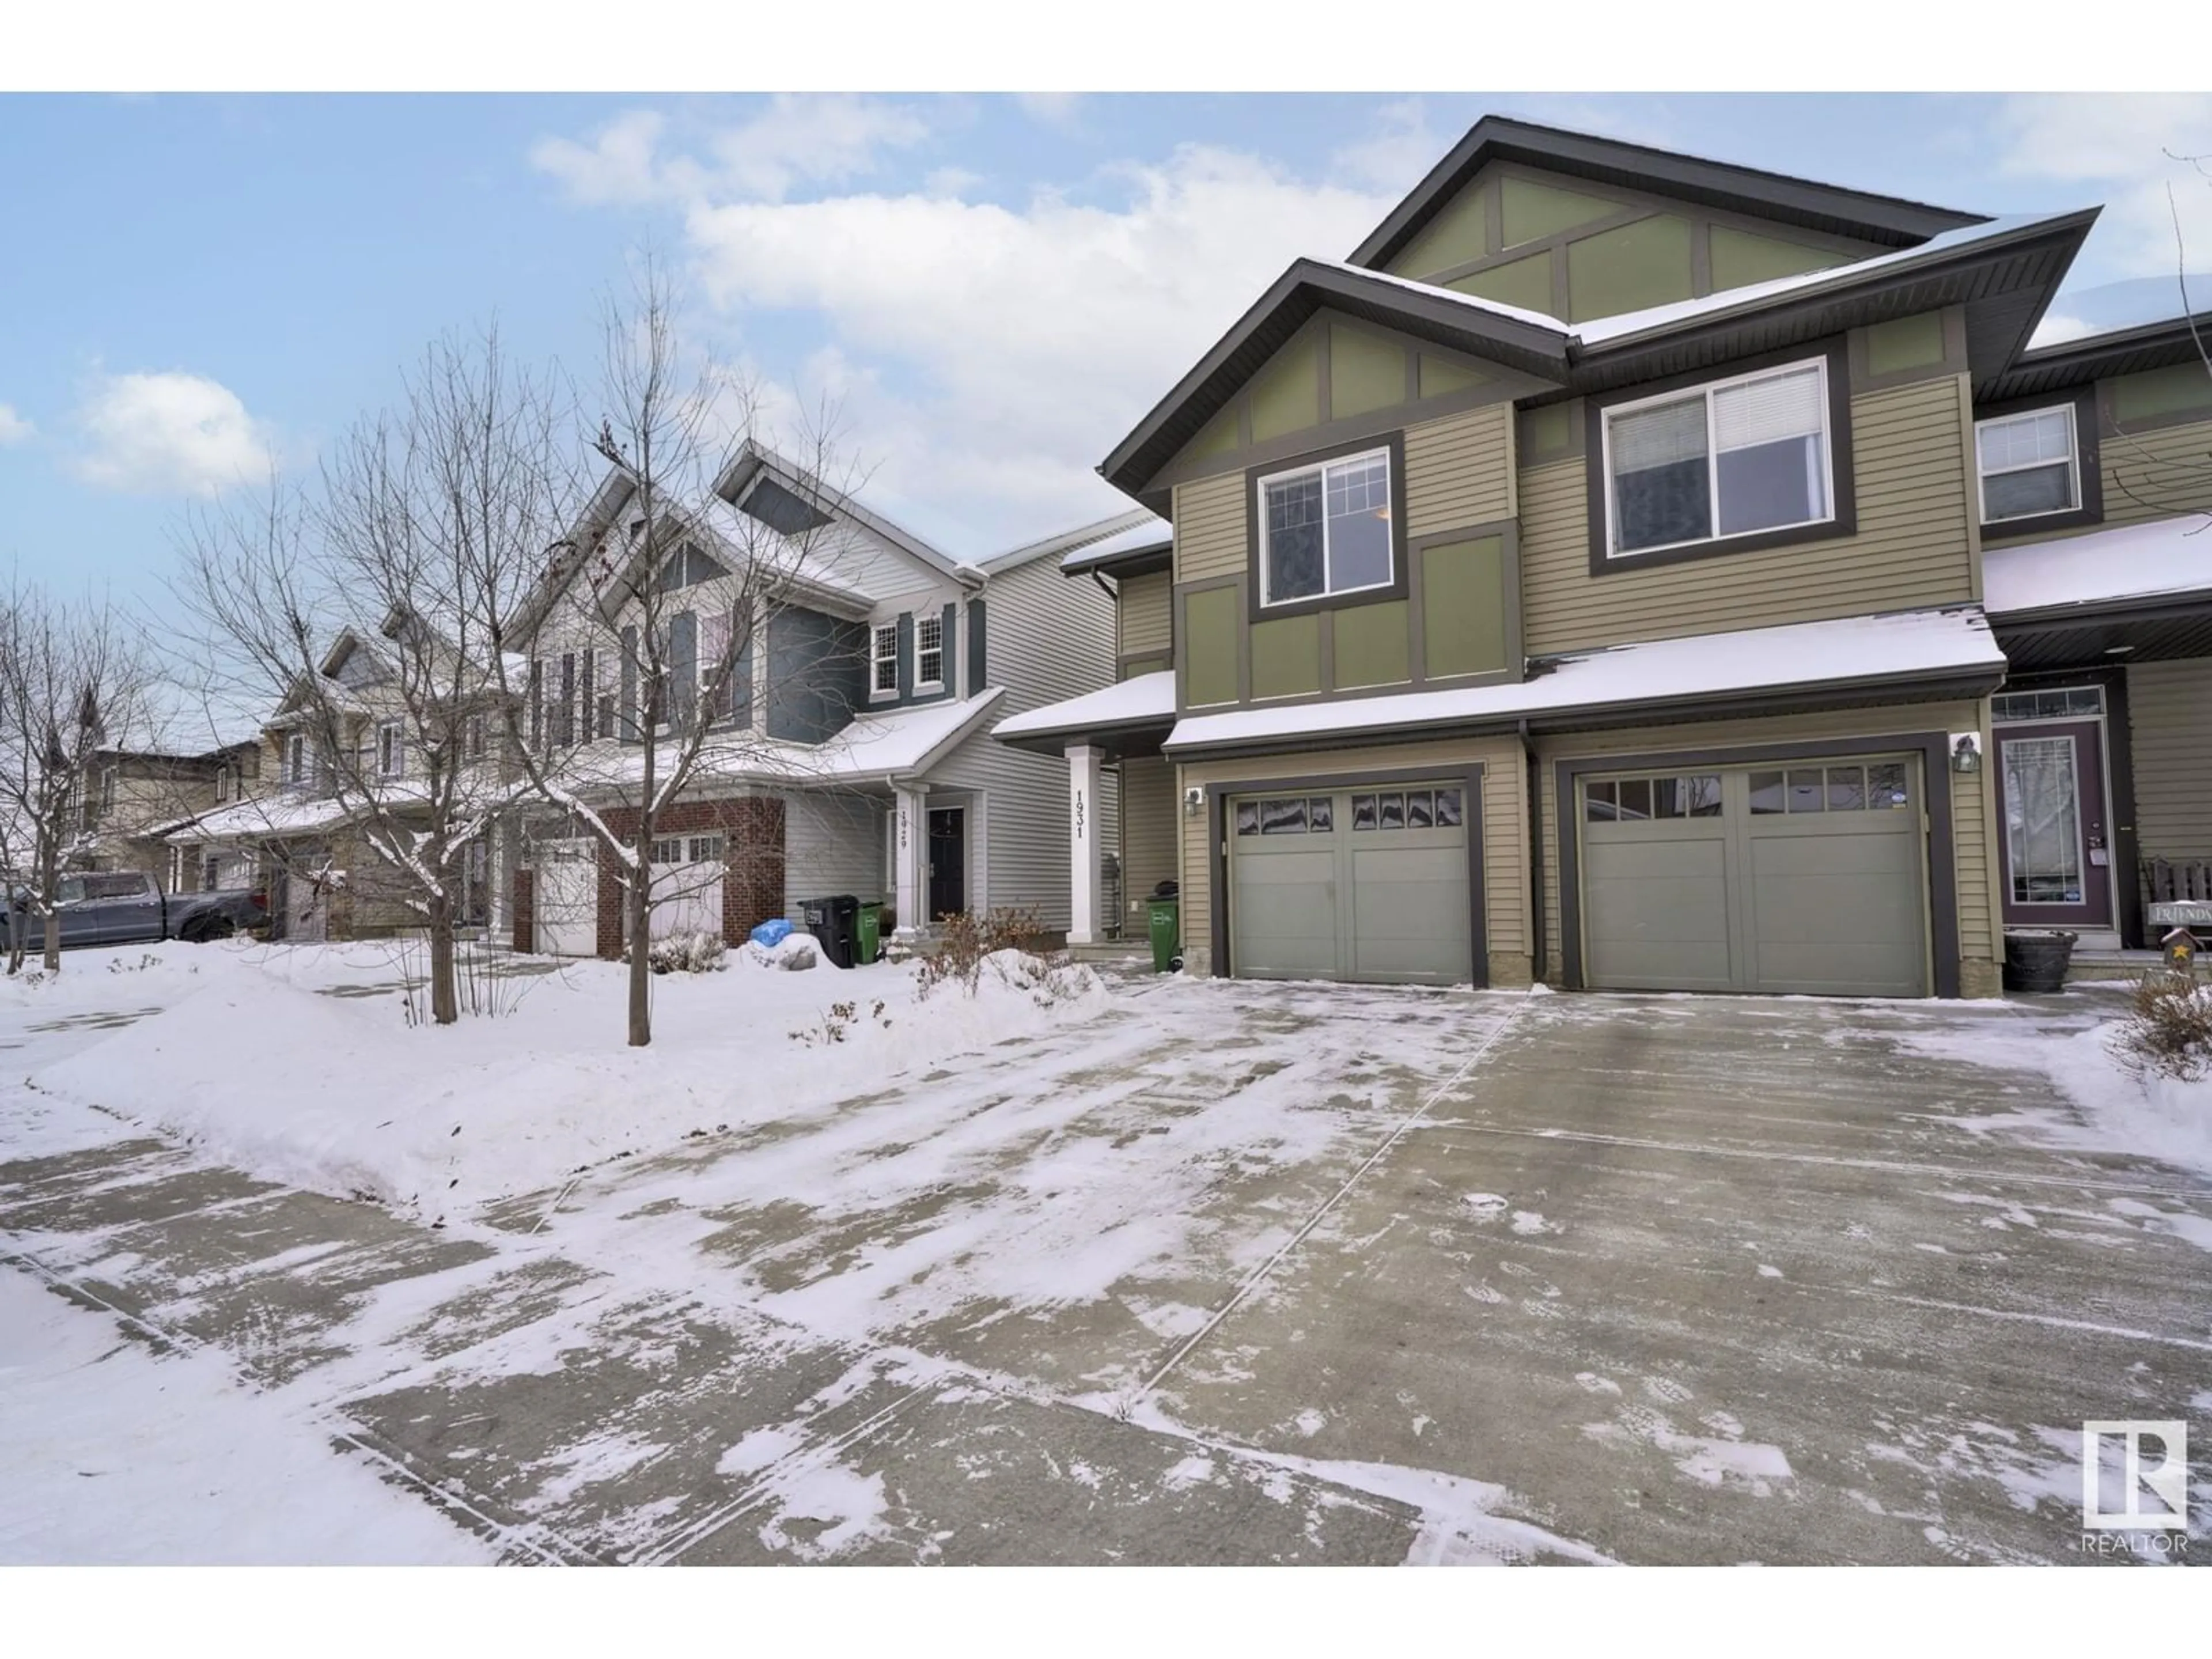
[1166,608,2004,753]
[993,671,1176,741]
[1056,515,1175,575]
[2028,274,2212,350]
[1311,259,1570,335]
[1574,211,2092,348]
[1983,517,2212,616]
[691,497,882,609]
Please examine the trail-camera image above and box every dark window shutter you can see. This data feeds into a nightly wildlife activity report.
[669,609,698,732]
[966,598,986,695]
[731,631,753,727]
[581,649,597,742]
[896,611,914,701]
[528,659,544,751]
[938,602,957,700]
[558,652,576,747]
[619,627,638,741]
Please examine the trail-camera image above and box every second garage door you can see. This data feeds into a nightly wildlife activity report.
[1229,782,1473,986]
[1579,756,1929,997]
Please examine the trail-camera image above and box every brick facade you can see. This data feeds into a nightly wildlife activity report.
[591,796,786,960]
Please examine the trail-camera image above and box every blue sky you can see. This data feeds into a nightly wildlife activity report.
[3,92,2207,599]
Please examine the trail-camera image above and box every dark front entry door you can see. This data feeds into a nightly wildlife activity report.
[1996,719,2113,929]
[927,808,965,920]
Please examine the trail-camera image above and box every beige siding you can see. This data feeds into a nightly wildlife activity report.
[2103,416,2212,527]
[1521,374,1977,654]
[1118,755,1179,932]
[1119,571,1172,657]
[1533,699,1998,983]
[1403,403,1516,536]
[1175,734,1528,971]
[1174,472,1246,584]
[2128,657,2212,858]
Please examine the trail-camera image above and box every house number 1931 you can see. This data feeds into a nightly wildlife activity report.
[1074,789,1085,838]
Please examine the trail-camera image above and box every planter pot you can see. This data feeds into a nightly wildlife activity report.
[2002,930,2078,994]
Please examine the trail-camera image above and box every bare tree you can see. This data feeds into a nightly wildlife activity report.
[479,264,862,1047]
[172,333,568,1025]
[0,577,154,975]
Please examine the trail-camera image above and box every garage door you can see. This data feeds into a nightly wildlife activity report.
[1579,757,1927,997]
[1229,782,1472,986]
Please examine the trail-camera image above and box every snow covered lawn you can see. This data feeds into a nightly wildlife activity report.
[0,1267,489,1565]
[22,938,1109,1219]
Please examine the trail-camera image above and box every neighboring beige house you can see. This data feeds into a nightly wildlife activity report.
[77,740,261,891]
[998,116,2212,997]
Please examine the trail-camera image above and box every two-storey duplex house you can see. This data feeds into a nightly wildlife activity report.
[506,443,1128,958]
[75,737,262,892]
[999,117,2211,998]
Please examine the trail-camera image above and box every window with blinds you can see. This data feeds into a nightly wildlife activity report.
[1605,357,1834,556]
[1976,405,2078,524]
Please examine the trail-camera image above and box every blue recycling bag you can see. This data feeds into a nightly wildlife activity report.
[749,918,795,948]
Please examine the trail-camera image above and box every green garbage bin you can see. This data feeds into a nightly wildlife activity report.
[1146,896,1180,974]
[855,901,883,966]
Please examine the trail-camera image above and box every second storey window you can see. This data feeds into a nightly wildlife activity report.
[1605,357,1833,557]
[915,615,944,688]
[284,732,308,785]
[377,721,404,778]
[871,624,899,696]
[1977,405,2079,524]
[1258,448,1393,606]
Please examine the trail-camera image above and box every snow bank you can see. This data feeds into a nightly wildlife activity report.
[30,942,1109,1218]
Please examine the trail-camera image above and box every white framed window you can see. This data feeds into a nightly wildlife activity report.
[99,766,117,813]
[284,732,307,785]
[464,713,487,761]
[915,615,944,688]
[871,623,899,696]
[1256,446,1393,607]
[1603,356,1834,558]
[376,721,404,778]
[1976,404,2080,524]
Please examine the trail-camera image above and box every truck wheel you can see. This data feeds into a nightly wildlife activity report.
[191,916,237,944]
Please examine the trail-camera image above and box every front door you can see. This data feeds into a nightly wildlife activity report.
[1995,719,2112,930]
[927,808,965,920]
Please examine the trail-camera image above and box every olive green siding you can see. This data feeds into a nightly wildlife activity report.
[1404,403,1516,536]
[1176,733,1530,975]
[1331,324,1408,420]
[1501,175,1618,246]
[2102,412,2212,525]
[1449,251,1553,314]
[1565,215,1694,323]
[1386,185,1491,279]
[1250,612,1323,700]
[1332,599,1411,689]
[1865,312,1948,378]
[2110,363,2212,424]
[1173,472,1246,584]
[1521,372,1978,654]
[1419,355,1486,400]
[1250,331,1321,442]
[2127,657,2212,860]
[1118,571,1172,657]
[1421,536,1510,678]
[1183,586,1240,707]
[1535,699,1999,987]
[1119,755,1180,931]
[1710,226,1845,291]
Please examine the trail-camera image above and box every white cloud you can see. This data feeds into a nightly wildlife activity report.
[532,96,931,207]
[71,370,275,497]
[1997,93,2212,278]
[1014,93,1086,134]
[677,142,1396,541]
[0,403,32,445]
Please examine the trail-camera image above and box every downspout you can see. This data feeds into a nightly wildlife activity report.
[1519,718,1544,986]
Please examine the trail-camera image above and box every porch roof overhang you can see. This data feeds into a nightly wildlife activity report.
[1985,517,2212,669]
[1163,608,2006,762]
[991,671,1177,761]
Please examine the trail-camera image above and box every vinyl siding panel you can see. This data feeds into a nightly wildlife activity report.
[935,555,1118,930]
[1521,374,1977,654]
[1174,472,1247,584]
[1175,734,1528,972]
[1118,755,1179,932]
[782,791,888,918]
[2103,416,2212,527]
[2128,657,2212,858]
[1535,699,1997,982]
[1404,403,1515,536]
[1119,571,1173,657]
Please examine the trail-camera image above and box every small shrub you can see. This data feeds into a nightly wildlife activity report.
[916,906,1053,999]
[643,931,728,975]
[789,997,891,1047]
[2107,973,2212,1083]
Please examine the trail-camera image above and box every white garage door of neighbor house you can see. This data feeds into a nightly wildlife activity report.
[1578,756,1929,998]
[1228,783,1472,986]
[535,840,598,957]
[645,834,725,942]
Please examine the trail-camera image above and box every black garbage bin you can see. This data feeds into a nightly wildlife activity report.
[826,895,861,970]
[800,897,849,968]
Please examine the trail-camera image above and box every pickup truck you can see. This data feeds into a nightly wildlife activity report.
[1,872,270,953]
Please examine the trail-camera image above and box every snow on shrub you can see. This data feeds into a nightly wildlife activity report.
[2107,974,2212,1084]
[643,931,728,975]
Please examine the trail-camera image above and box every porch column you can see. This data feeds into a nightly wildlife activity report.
[892,784,927,937]
[1067,743,1104,945]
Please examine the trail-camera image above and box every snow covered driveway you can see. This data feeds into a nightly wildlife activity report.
[3,965,2209,1564]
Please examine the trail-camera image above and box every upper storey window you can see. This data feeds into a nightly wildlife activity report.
[1604,357,1834,558]
[1257,447,1393,606]
[1976,406,2079,524]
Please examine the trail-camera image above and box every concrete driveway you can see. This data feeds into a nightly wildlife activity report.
[3,974,2208,1564]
